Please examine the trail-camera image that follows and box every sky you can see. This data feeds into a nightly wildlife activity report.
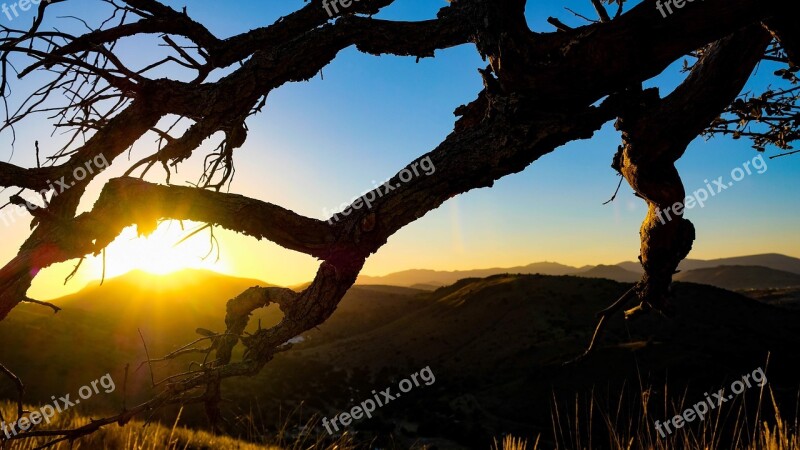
[1,0,798,299]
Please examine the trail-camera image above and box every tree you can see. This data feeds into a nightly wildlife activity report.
[0,0,797,445]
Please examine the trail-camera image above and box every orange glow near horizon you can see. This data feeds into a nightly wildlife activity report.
[92,221,233,278]
[27,221,239,300]
[24,210,800,302]
[26,218,325,300]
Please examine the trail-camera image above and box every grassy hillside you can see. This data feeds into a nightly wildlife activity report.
[0,401,272,449]
[0,269,284,410]
[2,271,799,448]
[0,270,431,433]
[743,287,800,310]
[3,398,796,450]
[230,275,800,446]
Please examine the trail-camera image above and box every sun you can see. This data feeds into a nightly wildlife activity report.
[88,220,231,279]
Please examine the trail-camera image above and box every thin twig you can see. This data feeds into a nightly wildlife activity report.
[100,247,106,286]
[172,223,211,248]
[63,257,84,285]
[21,297,61,314]
[770,148,800,159]
[138,328,156,388]
[602,175,625,205]
[565,285,638,365]
[0,362,25,419]
[122,363,129,412]
[565,7,597,23]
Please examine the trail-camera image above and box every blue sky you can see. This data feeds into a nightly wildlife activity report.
[1,0,798,297]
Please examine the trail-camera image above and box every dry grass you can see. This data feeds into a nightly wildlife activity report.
[0,404,271,450]
[545,384,799,450]
[0,402,358,450]
[494,435,541,450]
[3,388,797,450]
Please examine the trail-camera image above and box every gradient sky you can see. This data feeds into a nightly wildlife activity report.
[1,0,798,299]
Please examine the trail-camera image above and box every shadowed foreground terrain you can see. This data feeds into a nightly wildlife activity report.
[1,270,799,448]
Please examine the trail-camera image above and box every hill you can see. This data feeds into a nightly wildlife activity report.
[356,262,577,287]
[674,265,800,290]
[55,268,272,314]
[617,253,800,275]
[0,270,428,412]
[575,264,640,283]
[243,274,800,445]
[357,253,800,287]
[2,270,799,448]
[742,287,800,310]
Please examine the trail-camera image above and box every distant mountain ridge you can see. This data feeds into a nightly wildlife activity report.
[674,265,800,290]
[358,253,800,288]
[617,253,800,275]
[356,262,577,287]
[575,265,641,283]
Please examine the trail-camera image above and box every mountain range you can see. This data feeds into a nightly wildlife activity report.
[357,253,800,291]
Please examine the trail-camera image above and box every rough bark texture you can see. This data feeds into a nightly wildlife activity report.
[614,26,772,315]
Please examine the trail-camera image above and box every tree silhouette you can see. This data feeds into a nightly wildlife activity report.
[0,0,797,445]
